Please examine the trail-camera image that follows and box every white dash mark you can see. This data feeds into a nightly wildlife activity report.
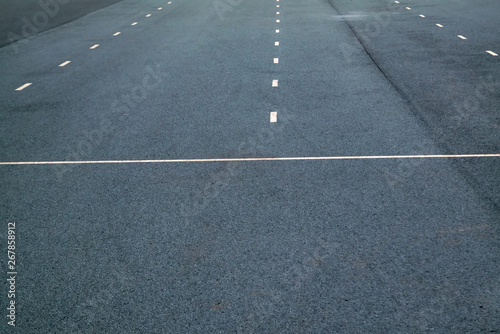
[15,83,32,91]
[274,58,279,64]
[270,112,277,123]
[457,35,467,40]
[146,14,151,17]
[158,7,163,10]
[419,14,425,18]
[276,19,280,23]
[275,41,279,46]
[486,50,498,56]
[131,22,138,26]
[406,7,411,10]
[168,1,172,4]
[272,80,278,87]
[394,1,399,3]
[113,32,121,36]
[276,5,279,7]
[59,61,71,67]
[277,12,280,14]
[90,44,99,49]
[436,23,443,27]
[276,29,279,33]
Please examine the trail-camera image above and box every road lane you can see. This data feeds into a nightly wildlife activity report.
[0,0,498,332]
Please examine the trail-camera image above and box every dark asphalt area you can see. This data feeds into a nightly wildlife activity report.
[1,0,499,332]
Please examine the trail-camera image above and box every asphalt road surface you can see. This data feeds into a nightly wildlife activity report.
[1,0,499,332]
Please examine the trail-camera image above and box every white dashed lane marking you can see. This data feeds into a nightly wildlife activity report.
[270,112,278,123]
[146,14,152,17]
[158,7,162,10]
[15,83,32,91]
[277,11,280,14]
[274,58,279,63]
[406,7,411,10]
[59,61,71,67]
[131,22,138,26]
[276,19,280,23]
[90,44,99,49]
[276,29,280,33]
[113,32,121,36]
[457,35,467,40]
[419,14,425,18]
[272,80,278,87]
[275,41,279,46]
[486,50,498,56]
[436,23,444,28]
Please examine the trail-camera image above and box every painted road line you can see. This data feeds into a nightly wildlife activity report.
[276,5,279,8]
[276,19,280,23]
[395,1,399,3]
[131,22,138,26]
[2,154,499,166]
[272,80,278,87]
[436,23,443,27]
[277,12,280,14]
[168,2,172,4]
[158,7,163,10]
[457,35,467,40]
[276,29,280,33]
[59,61,71,67]
[419,14,425,18]
[275,41,279,46]
[146,14,152,17]
[270,112,278,123]
[406,7,411,10]
[90,44,99,49]
[274,58,279,63]
[486,50,498,56]
[113,32,121,36]
[15,83,32,91]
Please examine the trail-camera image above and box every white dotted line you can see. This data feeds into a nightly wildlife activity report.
[14,3,173,91]
[393,1,498,58]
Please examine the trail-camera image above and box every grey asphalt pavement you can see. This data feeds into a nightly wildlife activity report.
[1,0,499,332]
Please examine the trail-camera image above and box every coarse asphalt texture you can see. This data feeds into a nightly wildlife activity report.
[0,0,499,332]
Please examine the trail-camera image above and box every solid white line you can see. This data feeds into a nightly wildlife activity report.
[90,44,99,49]
[486,50,498,56]
[272,79,278,87]
[436,23,443,27]
[113,32,121,36]
[275,41,279,46]
[15,83,32,91]
[270,112,278,123]
[1,154,499,166]
[457,35,467,39]
[59,61,71,67]
[274,58,279,63]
